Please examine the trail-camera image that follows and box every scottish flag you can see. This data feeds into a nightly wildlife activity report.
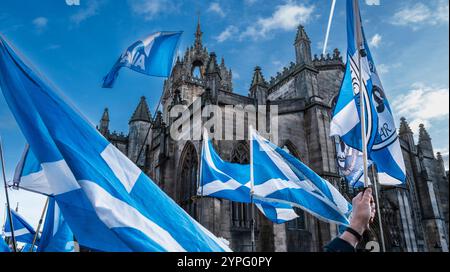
[251,129,352,226]
[4,209,37,244]
[330,0,406,186]
[11,145,53,196]
[336,138,372,188]
[38,198,75,252]
[1,236,10,252]
[21,243,37,252]
[199,131,299,224]
[0,35,230,252]
[103,31,182,88]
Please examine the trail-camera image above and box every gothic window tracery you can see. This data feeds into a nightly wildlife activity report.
[179,142,198,219]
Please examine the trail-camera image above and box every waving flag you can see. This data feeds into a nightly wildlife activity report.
[20,243,37,252]
[0,35,229,252]
[330,0,406,186]
[336,138,372,188]
[251,128,352,226]
[11,144,53,196]
[38,198,75,252]
[103,31,182,88]
[1,236,10,252]
[199,131,299,224]
[4,209,37,244]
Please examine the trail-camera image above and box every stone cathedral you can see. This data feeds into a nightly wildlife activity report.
[97,21,449,252]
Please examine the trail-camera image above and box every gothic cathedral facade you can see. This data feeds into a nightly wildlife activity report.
[97,22,449,252]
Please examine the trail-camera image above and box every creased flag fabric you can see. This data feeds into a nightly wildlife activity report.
[11,144,53,196]
[4,209,37,244]
[38,198,75,252]
[199,132,299,224]
[250,129,352,226]
[21,243,37,252]
[330,0,406,186]
[102,31,182,88]
[0,35,230,252]
[1,236,10,252]
[336,138,372,188]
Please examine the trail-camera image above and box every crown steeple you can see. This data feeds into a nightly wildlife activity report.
[195,15,203,49]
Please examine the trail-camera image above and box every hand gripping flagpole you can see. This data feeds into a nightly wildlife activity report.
[0,136,17,252]
[354,0,386,251]
[30,197,49,252]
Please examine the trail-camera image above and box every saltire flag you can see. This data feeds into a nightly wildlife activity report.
[250,128,352,226]
[11,144,53,196]
[20,243,37,252]
[38,198,75,252]
[335,138,372,188]
[0,35,230,252]
[102,31,182,88]
[4,209,37,244]
[330,0,406,186]
[198,131,298,224]
[1,236,10,252]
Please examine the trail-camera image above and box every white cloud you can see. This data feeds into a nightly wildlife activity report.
[365,0,380,6]
[392,83,449,135]
[128,0,179,21]
[241,2,315,40]
[70,0,101,25]
[215,25,238,43]
[369,33,382,48]
[32,17,48,32]
[391,1,449,29]
[208,2,226,18]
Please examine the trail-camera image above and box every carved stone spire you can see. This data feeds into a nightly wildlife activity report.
[399,117,413,136]
[250,66,267,88]
[195,16,203,49]
[130,96,151,124]
[419,123,431,142]
[99,108,110,135]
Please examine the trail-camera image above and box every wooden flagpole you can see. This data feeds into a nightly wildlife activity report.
[371,165,387,252]
[249,126,256,252]
[354,0,386,251]
[354,0,370,189]
[0,136,17,252]
[30,197,49,252]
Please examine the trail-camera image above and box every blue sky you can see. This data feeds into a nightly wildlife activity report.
[0,0,448,227]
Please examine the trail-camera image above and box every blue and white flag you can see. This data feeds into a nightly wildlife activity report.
[4,209,37,244]
[199,131,299,224]
[1,236,10,252]
[0,35,229,252]
[20,243,37,252]
[11,144,53,196]
[250,128,352,226]
[336,138,372,188]
[330,0,406,186]
[38,198,75,252]
[103,31,182,88]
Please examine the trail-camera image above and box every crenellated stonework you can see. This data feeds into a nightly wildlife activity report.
[98,22,448,252]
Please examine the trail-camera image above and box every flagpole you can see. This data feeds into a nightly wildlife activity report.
[30,197,49,252]
[354,0,369,188]
[371,165,386,252]
[249,126,256,252]
[0,136,17,252]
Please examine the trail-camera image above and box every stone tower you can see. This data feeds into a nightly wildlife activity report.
[127,96,152,167]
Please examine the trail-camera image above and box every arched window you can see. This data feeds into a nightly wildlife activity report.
[191,60,203,78]
[230,142,252,229]
[179,142,198,219]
